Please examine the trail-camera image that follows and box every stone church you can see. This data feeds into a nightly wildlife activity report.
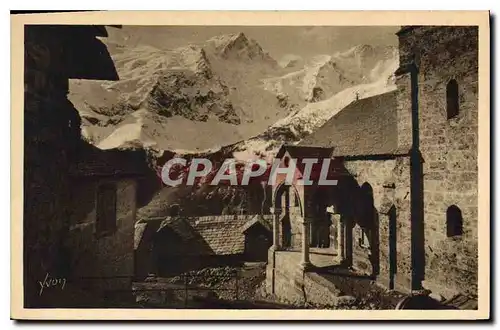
[267,25,478,304]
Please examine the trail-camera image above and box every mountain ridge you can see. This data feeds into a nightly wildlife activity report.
[69,32,398,159]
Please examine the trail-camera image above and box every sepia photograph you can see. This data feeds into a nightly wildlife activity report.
[10,11,490,320]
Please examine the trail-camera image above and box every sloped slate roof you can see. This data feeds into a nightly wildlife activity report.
[240,215,272,233]
[168,218,198,241]
[153,216,199,242]
[276,145,334,160]
[134,223,148,250]
[191,216,248,255]
[298,90,399,157]
[138,215,252,256]
[134,220,162,250]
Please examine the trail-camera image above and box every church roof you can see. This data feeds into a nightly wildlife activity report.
[298,90,400,157]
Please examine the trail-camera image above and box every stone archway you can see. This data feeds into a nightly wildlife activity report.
[281,214,292,248]
[273,183,303,249]
[310,186,336,249]
[359,182,380,276]
[271,182,311,270]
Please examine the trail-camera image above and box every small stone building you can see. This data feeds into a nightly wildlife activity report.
[268,26,478,303]
[135,214,273,278]
[241,215,273,261]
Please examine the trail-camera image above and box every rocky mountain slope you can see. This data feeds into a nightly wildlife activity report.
[233,45,398,161]
[69,32,398,216]
[69,32,290,152]
[69,33,397,157]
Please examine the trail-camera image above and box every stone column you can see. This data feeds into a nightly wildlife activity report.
[326,206,345,264]
[328,213,336,251]
[299,217,311,271]
[336,215,345,264]
[270,207,281,250]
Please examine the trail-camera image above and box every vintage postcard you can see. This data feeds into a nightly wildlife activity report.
[10,11,490,320]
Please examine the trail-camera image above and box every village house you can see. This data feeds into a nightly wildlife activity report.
[64,144,144,300]
[266,26,478,309]
[134,211,273,279]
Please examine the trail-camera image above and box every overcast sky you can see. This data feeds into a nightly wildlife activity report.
[107,26,399,60]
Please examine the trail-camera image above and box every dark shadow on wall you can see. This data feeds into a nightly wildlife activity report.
[151,224,217,277]
[335,174,359,268]
[310,186,333,248]
[281,214,292,248]
[409,66,425,291]
[345,218,354,268]
[388,205,398,290]
[372,212,380,277]
[244,224,272,261]
[359,182,380,277]
[397,59,426,291]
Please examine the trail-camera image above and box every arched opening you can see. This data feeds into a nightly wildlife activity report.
[311,187,331,248]
[273,183,302,250]
[358,182,380,276]
[446,79,459,119]
[273,182,303,216]
[281,215,292,248]
[446,205,463,237]
[359,182,375,229]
